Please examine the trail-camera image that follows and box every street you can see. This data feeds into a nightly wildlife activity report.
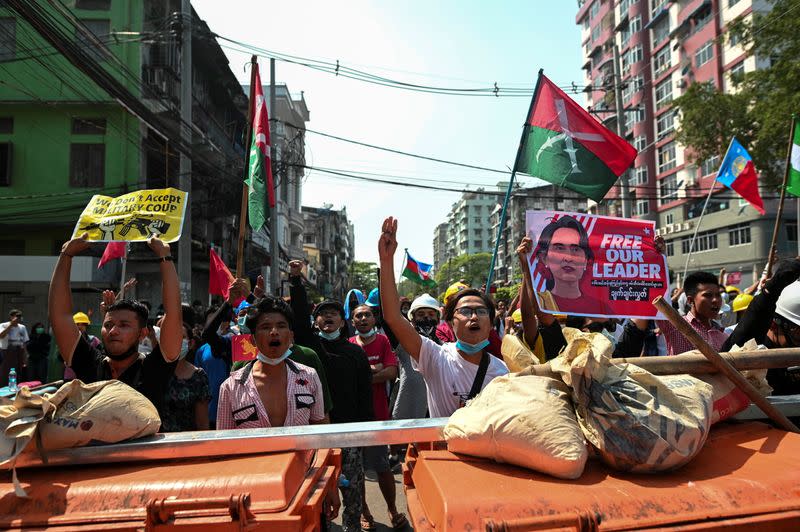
[330,466,412,531]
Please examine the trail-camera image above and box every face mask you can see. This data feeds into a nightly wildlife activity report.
[107,342,140,361]
[138,342,152,355]
[455,338,490,354]
[318,329,341,341]
[35,327,45,334]
[358,328,377,339]
[178,339,190,360]
[237,316,250,334]
[257,347,292,366]
[600,329,617,348]
[414,317,438,338]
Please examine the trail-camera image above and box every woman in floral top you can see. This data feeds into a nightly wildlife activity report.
[161,322,211,432]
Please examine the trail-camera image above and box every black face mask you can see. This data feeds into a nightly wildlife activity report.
[414,317,438,338]
[105,342,140,361]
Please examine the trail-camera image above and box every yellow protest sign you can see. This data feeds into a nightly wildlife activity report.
[72,188,188,243]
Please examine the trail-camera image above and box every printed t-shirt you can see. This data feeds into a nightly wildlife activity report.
[349,333,398,421]
[412,335,508,418]
[216,359,324,429]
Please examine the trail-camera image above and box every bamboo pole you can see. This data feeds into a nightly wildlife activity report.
[765,115,798,278]
[236,56,259,277]
[652,296,799,433]
[521,347,800,378]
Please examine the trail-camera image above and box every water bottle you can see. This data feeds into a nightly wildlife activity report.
[338,474,350,488]
[8,368,17,392]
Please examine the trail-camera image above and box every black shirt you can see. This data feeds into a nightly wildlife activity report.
[289,277,374,424]
[70,335,177,417]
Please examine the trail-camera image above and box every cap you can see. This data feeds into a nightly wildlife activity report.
[313,299,346,320]
[408,293,440,320]
[776,281,800,327]
[343,289,365,319]
[732,293,753,313]
[365,288,380,307]
[511,309,522,323]
[443,282,468,305]
[73,312,90,325]
[725,285,741,294]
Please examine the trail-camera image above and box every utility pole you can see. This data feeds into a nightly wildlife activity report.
[178,0,193,301]
[269,58,280,295]
[612,44,632,219]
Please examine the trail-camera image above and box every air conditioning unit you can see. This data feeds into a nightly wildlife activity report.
[676,79,687,89]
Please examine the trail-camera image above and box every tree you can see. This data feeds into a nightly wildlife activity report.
[434,253,492,298]
[671,0,800,188]
[348,261,378,293]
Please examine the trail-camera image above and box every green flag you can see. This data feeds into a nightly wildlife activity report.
[786,118,800,197]
[245,65,274,232]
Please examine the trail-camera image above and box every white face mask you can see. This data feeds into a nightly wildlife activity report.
[178,338,190,360]
[357,327,377,339]
[257,346,292,366]
[318,329,341,341]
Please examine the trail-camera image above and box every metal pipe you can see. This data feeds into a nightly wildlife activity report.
[10,418,447,470]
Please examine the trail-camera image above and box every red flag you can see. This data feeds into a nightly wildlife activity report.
[209,247,234,298]
[232,334,259,362]
[97,242,126,269]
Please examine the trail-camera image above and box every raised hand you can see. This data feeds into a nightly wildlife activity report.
[378,217,398,263]
[100,289,116,314]
[227,277,250,305]
[147,236,171,258]
[253,274,265,299]
[62,232,90,257]
[289,259,304,278]
[516,236,533,256]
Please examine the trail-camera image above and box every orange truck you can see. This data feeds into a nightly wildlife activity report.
[3,413,800,530]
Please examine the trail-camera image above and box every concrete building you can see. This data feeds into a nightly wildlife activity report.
[441,189,498,264]
[0,0,247,324]
[432,223,449,274]
[302,205,355,301]
[576,0,794,286]
[490,184,588,286]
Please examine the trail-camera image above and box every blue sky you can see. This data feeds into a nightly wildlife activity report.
[193,0,585,267]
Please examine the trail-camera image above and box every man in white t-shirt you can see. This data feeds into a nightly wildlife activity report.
[378,217,508,418]
[0,309,30,386]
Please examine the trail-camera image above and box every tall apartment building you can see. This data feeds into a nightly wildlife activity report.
[432,223,448,274]
[302,205,355,301]
[576,0,796,286]
[435,189,498,274]
[490,184,588,285]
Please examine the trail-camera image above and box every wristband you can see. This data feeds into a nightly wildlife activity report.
[158,255,174,263]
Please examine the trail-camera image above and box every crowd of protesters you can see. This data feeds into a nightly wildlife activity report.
[0,217,797,530]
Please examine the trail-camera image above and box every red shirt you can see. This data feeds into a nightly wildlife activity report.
[349,333,397,421]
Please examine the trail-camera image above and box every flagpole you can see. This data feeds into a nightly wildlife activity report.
[119,243,128,299]
[765,114,797,278]
[682,137,735,279]
[236,55,258,278]
[208,242,214,308]
[485,69,544,295]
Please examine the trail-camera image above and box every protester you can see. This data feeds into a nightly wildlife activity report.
[26,322,51,383]
[48,233,183,420]
[348,303,406,530]
[73,312,101,349]
[399,297,411,321]
[725,293,754,335]
[216,296,327,428]
[494,299,508,337]
[161,321,211,432]
[379,217,508,419]
[436,282,503,358]
[288,263,372,532]
[721,258,800,394]
[0,309,29,386]
[391,293,434,421]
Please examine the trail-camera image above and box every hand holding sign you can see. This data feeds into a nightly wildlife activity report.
[61,232,90,257]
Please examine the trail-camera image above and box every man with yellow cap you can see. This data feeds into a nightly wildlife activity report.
[73,311,101,349]
[435,282,503,357]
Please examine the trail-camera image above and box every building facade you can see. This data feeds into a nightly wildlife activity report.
[0,0,248,324]
[576,0,794,286]
[440,189,498,267]
[302,205,355,301]
[432,222,448,274]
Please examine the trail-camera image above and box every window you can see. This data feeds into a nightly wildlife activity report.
[665,213,674,225]
[692,7,712,33]
[304,233,315,244]
[0,116,12,134]
[624,107,645,130]
[656,110,675,137]
[632,165,648,185]
[655,78,673,109]
[76,0,111,8]
[659,173,678,205]
[630,16,642,33]
[590,1,600,20]
[657,141,676,173]
[621,16,641,46]
[651,17,670,47]
[76,19,110,62]
[652,0,669,18]
[729,61,745,84]
[0,142,10,186]
[729,30,741,47]
[729,0,741,6]
[0,18,14,61]
[700,155,720,177]
[728,222,751,246]
[582,17,590,30]
[591,24,601,42]
[682,230,718,254]
[69,143,105,187]
[666,240,675,256]
[634,136,647,151]
[622,75,643,105]
[695,41,714,67]
[71,118,106,135]
[653,47,671,76]
[473,240,481,248]
[636,199,649,215]
[622,45,643,75]
[787,222,798,242]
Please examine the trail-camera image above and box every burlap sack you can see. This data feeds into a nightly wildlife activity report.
[501,333,541,371]
[551,328,713,473]
[37,379,161,451]
[443,374,588,479]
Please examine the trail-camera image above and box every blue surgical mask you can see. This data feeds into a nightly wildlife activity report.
[455,338,490,354]
[237,316,250,334]
[358,328,377,339]
[257,346,292,366]
[318,329,341,341]
[178,339,190,360]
